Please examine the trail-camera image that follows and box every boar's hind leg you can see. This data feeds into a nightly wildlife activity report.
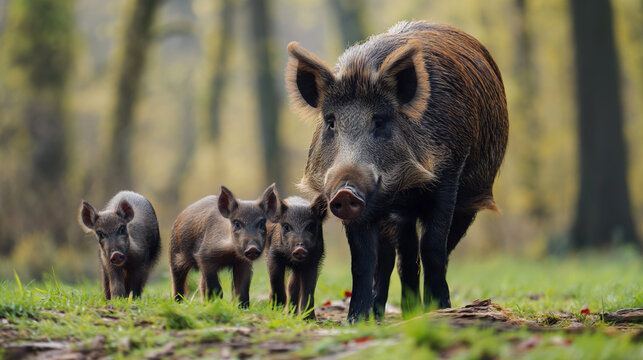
[126,268,148,298]
[199,265,223,301]
[446,210,476,255]
[345,223,378,323]
[171,265,191,302]
[396,219,421,314]
[373,236,395,321]
[419,163,466,309]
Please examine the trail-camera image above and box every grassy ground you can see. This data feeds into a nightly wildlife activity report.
[0,250,641,359]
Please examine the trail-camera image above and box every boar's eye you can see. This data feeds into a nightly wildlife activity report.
[258,219,266,233]
[232,220,243,231]
[324,114,335,130]
[118,226,127,236]
[282,223,292,234]
[372,114,391,138]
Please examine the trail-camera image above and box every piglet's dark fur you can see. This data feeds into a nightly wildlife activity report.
[169,184,281,307]
[79,191,161,300]
[267,195,327,319]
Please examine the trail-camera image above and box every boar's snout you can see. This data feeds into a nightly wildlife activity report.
[244,245,261,260]
[330,187,364,220]
[110,251,126,266]
[291,245,308,261]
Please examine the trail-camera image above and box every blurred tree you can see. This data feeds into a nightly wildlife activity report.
[248,0,283,187]
[205,0,233,142]
[329,0,366,45]
[106,0,161,192]
[0,0,75,249]
[570,0,640,248]
[511,0,546,222]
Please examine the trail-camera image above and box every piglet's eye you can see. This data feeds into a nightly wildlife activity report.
[305,223,316,234]
[96,231,105,239]
[282,223,292,234]
[118,226,127,236]
[258,219,266,232]
[232,220,242,231]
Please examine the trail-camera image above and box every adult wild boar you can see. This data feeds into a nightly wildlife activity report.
[79,191,161,300]
[285,21,508,321]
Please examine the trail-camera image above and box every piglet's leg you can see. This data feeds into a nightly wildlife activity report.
[107,267,127,298]
[287,272,301,314]
[101,265,111,300]
[268,259,287,308]
[233,261,253,308]
[299,267,319,320]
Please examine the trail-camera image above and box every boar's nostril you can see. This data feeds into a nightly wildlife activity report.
[329,189,364,220]
[292,247,308,260]
[244,246,261,260]
[110,252,126,265]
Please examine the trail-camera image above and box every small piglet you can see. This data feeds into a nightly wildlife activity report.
[267,195,327,319]
[79,191,161,300]
[170,184,281,307]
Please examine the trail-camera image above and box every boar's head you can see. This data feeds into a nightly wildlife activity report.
[80,200,134,267]
[217,184,282,261]
[286,40,437,222]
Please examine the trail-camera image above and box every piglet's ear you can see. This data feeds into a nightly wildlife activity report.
[117,200,135,223]
[79,201,98,232]
[260,183,286,222]
[218,186,238,219]
[286,42,335,119]
[376,40,430,121]
[310,194,328,222]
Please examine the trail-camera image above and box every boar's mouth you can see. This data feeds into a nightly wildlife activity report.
[329,185,365,220]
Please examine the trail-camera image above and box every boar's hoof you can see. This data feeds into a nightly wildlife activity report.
[110,251,126,266]
[244,246,261,260]
[292,246,308,260]
[330,189,364,220]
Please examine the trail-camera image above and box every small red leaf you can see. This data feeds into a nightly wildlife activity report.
[353,336,373,344]
[580,307,590,315]
[344,290,352,298]
[322,301,331,307]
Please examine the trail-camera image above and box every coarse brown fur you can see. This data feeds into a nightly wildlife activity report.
[266,195,327,319]
[285,21,508,321]
[169,185,281,307]
[79,191,161,300]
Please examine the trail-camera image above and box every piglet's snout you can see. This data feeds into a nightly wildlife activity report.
[110,251,127,266]
[292,246,308,260]
[244,245,261,260]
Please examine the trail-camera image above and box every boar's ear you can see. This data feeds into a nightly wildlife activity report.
[286,42,335,118]
[377,40,429,121]
[259,183,286,222]
[79,201,98,232]
[310,194,328,222]
[218,186,239,219]
[117,200,135,223]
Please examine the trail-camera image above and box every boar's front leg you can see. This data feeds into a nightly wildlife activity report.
[126,268,148,299]
[268,259,287,308]
[373,235,395,321]
[345,223,378,323]
[107,266,127,298]
[101,264,111,300]
[397,218,421,314]
[299,267,319,320]
[420,162,465,309]
[233,261,252,308]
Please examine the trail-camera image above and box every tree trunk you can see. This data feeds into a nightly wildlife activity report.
[570,0,639,248]
[248,0,282,187]
[329,0,366,46]
[205,0,233,142]
[0,0,74,247]
[107,0,161,193]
